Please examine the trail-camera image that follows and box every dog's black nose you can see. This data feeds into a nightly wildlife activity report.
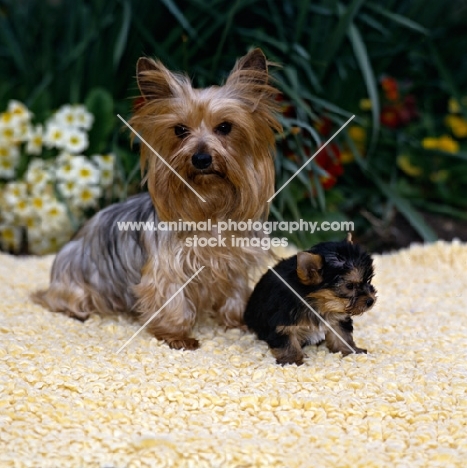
[366,298,374,307]
[192,153,212,170]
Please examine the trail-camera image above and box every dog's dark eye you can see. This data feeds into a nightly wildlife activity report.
[368,284,375,293]
[215,122,232,135]
[346,283,354,291]
[174,125,189,139]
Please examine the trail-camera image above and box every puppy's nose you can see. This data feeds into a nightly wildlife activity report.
[366,298,374,307]
[192,153,212,170]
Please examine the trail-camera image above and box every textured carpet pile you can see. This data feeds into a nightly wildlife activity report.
[1,241,467,467]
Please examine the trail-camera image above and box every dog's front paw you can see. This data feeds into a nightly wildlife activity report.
[342,347,367,356]
[168,338,200,350]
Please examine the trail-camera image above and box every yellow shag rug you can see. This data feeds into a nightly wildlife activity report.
[1,241,467,467]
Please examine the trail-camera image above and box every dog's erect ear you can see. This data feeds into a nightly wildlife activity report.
[297,252,323,286]
[346,232,353,244]
[136,57,175,100]
[226,48,269,85]
[236,48,268,73]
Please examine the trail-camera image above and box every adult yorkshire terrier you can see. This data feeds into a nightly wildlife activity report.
[32,48,282,350]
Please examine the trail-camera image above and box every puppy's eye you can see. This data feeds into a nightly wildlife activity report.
[174,125,189,139]
[215,122,232,135]
[346,283,354,291]
[368,284,375,293]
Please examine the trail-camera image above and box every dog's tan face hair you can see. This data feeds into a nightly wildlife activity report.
[129,49,282,223]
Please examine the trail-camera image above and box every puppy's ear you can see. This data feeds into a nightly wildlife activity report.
[297,252,323,286]
[346,232,353,244]
[136,57,176,100]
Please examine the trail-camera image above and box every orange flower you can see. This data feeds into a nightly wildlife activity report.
[381,76,399,102]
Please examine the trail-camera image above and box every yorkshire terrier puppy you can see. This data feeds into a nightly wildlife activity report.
[244,235,377,365]
[32,48,282,350]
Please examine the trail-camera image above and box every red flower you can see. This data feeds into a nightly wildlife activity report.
[320,174,338,190]
[315,143,343,177]
[380,106,401,128]
[314,116,332,137]
[276,93,295,118]
[380,94,418,128]
[314,143,343,190]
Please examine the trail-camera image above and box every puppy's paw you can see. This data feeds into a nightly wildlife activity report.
[274,350,305,366]
[169,338,200,350]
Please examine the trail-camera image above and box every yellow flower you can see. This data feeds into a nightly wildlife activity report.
[437,134,459,153]
[348,125,366,143]
[444,115,467,139]
[340,149,354,164]
[422,135,459,153]
[448,96,467,114]
[397,155,422,177]
[449,98,460,114]
[359,99,372,111]
[421,137,439,150]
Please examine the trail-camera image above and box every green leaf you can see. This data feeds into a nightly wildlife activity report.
[347,22,380,156]
[429,40,467,119]
[372,175,437,242]
[159,0,197,38]
[365,3,429,35]
[210,0,243,75]
[113,0,132,70]
[85,88,115,154]
[0,17,26,73]
[319,0,366,79]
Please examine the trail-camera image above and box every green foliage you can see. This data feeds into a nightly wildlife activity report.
[85,88,115,154]
[1,0,465,249]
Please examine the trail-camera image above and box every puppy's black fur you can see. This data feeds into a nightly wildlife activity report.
[244,236,377,365]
